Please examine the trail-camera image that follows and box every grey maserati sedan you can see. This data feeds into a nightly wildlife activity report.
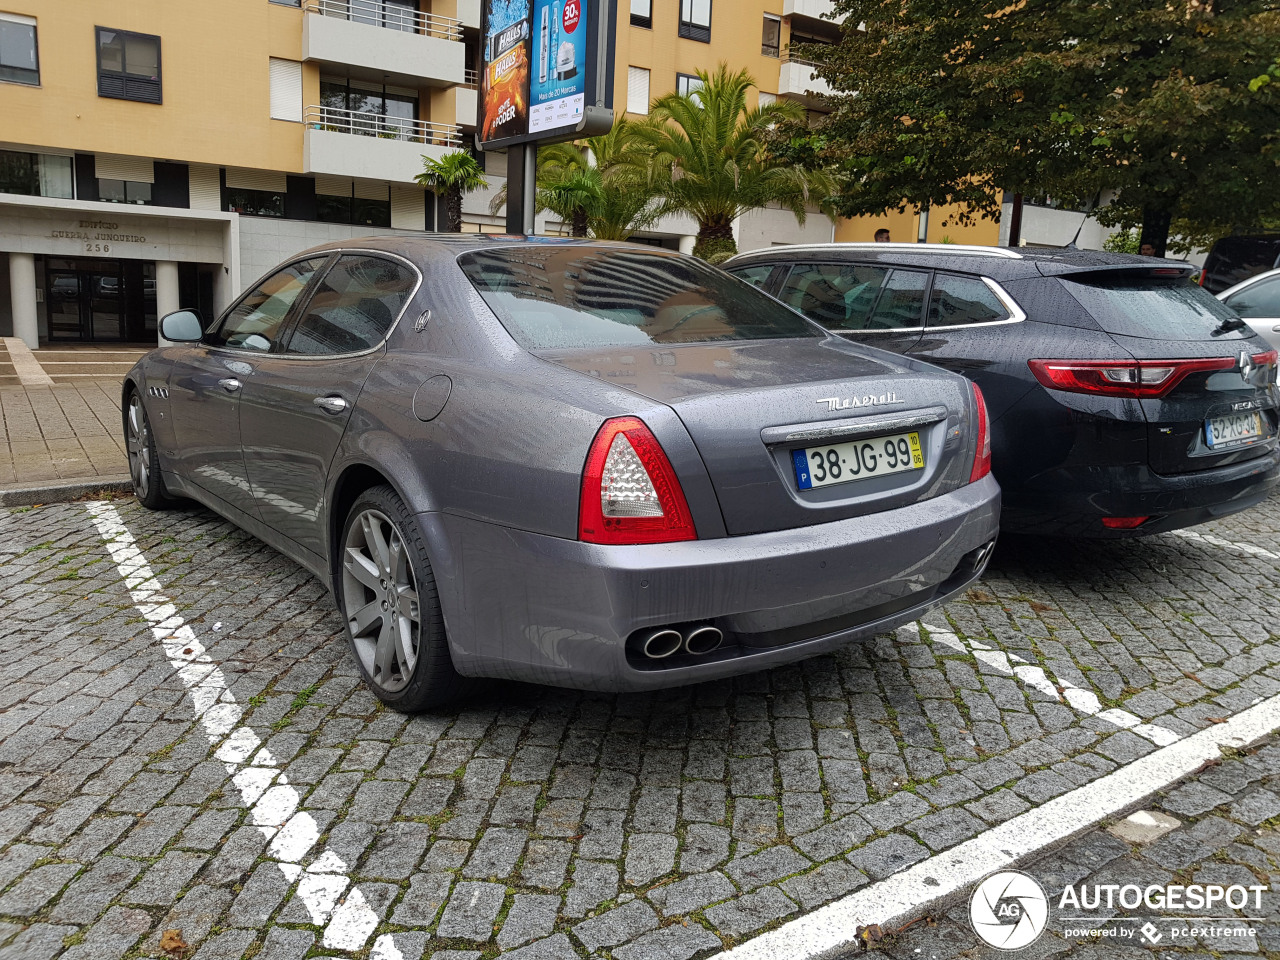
[124,237,1000,711]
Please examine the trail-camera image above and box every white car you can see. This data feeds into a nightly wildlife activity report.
[1218,268,1280,349]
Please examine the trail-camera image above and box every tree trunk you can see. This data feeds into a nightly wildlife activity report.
[572,207,589,237]
[1139,206,1173,257]
[447,188,464,233]
[692,217,737,262]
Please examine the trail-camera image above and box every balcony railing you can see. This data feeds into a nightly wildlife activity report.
[780,53,826,70]
[463,67,478,88]
[303,0,463,41]
[306,106,463,147]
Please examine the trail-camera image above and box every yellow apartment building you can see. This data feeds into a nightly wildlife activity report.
[0,0,998,349]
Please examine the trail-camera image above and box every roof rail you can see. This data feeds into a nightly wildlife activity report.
[733,242,1024,260]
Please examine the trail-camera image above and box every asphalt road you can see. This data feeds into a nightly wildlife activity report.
[1,490,1279,959]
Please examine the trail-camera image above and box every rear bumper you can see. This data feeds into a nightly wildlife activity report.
[422,475,1000,692]
[1002,444,1280,538]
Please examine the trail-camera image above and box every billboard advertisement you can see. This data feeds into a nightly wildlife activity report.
[530,0,587,135]
[479,1,532,144]
[478,0,616,150]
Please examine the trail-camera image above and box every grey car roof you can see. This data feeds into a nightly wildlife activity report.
[295,233,643,260]
[726,243,1196,282]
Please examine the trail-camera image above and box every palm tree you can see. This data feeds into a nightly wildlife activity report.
[416,151,487,233]
[489,117,664,239]
[639,64,834,261]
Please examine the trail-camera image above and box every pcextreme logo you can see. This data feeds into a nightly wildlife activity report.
[970,871,1049,950]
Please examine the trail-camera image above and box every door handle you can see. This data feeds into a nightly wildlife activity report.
[313,395,349,415]
[218,378,242,392]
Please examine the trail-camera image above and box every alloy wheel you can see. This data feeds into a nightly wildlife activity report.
[342,507,420,693]
[126,395,151,499]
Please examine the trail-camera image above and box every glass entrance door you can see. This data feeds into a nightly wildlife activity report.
[45,259,129,342]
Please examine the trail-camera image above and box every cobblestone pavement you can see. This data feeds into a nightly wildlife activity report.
[873,732,1280,958]
[0,491,1278,960]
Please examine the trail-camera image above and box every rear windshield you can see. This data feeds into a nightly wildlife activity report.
[1062,277,1247,341]
[458,246,819,350]
[1207,238,1280,275]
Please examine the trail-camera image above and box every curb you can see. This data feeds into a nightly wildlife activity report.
[715,692,1280,960]
[0,476,133,507]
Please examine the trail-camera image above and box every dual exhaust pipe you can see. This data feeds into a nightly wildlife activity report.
[639,623,723,659]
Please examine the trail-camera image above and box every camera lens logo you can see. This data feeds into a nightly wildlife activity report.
[969,871,1049,950]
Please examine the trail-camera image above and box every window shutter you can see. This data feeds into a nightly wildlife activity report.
[188,165,221,210]
[390,184,425,230]
[225,168,287,191]
[627,66,650,115]
[269,58,303,122]
[95,155,155,184]
[354,180,388,201]
[315,175,352,197]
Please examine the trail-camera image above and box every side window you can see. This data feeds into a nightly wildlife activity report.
[284,254,417,356]
[867,269,928,330]
[208,258,325,352]
[780,263,890,331]
[727,264,776,290]
[1225,277,1280,318]
[927,274,1011,328]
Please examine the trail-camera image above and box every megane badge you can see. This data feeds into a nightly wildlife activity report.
[1240,351,1255,384]
[817,393,903,412]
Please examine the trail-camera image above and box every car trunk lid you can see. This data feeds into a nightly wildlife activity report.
[1061,274,1280,475]
[539,337,978,535]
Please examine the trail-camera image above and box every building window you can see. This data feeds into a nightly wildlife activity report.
[678,0,710,42]
[762,15,780,57]
[316,185,391,227]
[0,150,72,198]
[97,27,162,104]
[630,0,652,28]
[626,66,650,115]
[0,13,38,85]
[320,77,418,136]
[350,0,418,32]
[98,178,152,205]
[226,187,285,217]
[677,73,704,104]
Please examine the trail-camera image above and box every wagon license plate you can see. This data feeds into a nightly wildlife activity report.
[792,431,924,490]
[1205,412,1266,449]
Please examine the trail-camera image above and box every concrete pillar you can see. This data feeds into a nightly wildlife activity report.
[214,264,235,316]
[8,252,38,350]
[155,260,180,346]
[678,235,696,256]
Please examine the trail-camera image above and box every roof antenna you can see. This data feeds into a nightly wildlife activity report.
[1065,192,1102,250]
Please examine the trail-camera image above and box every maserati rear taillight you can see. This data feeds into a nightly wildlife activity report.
[579,417,697,545]
[1028,357,1236,399]
[970,383,991,484]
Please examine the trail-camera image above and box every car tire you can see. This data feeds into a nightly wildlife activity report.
[339,484,472,711]
[125,390,179,511]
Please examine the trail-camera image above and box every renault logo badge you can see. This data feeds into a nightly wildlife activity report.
[1240,351,1255,384]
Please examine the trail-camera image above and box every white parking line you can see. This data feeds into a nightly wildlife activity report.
[1171,528,1280,561]
[912,622,1182,746]
[715,690,1280,960]
[86,503,402,956]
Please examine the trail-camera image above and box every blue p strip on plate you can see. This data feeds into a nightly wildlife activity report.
[792,449,812,490]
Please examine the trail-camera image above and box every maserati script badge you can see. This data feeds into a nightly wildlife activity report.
[817,393,903,412]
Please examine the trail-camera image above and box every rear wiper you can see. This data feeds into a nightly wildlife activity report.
[1212,317,1247,336]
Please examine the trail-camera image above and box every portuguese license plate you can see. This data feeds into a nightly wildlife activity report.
[1205,411,1266,449]
[792,431,925,490]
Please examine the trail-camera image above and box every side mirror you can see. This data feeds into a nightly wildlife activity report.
[160,309,203,343]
